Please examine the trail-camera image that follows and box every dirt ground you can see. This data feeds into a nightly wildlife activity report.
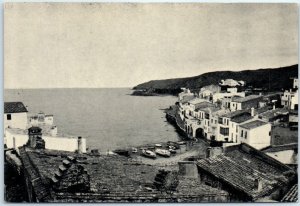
[131,139,208,169]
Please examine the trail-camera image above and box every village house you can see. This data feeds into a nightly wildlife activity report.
[258,108,289,124]
[217,109,256,144]
[30,112,54,126]
[281,89,298,110]
[178,88,195,102]
[212,90,245,105]
[230,95,263,111]
[198,85,221,101]
[4,102,28,130]
[238,120,271,150]
[196,144,296,202]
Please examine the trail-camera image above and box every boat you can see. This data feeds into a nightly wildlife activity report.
[169,149,177,154]
[113,149,130,157]
[142,150,157,159]
[177,141,186,145]
[155,148,171,157]
[167,141,180,149]
[168,145,176,150]
[132,147,138,153]
[155,144,162,147]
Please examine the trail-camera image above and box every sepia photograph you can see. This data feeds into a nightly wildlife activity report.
[3,2,298,203]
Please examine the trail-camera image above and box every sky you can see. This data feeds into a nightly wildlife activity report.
[4,3,298,89]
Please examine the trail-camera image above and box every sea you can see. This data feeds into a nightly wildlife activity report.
[4,88,183,151]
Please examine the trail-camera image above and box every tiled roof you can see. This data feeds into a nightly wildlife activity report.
[281,184,298,202]
[4,102,28,113]
[230,112,253,123]
[261,143,298,153]
[194,102,217,111]
[232,95,262,103]
[21,148,228,202]
[239,120,268,130]
[197,143,293,200]
[259,108,289,120]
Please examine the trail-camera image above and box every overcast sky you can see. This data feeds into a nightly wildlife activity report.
[4,3,298,89]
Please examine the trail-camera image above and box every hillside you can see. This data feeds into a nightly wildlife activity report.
[132,65,298,95]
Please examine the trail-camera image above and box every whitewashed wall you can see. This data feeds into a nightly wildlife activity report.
[5,129,87,153]
[4,112,28,130]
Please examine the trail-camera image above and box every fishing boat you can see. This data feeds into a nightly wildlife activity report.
[177,141,186,145]
[142,150,157,159]
[155,148,171,157]
[169,149,177,154]
[113,149,130,157]
[131,147,138,153]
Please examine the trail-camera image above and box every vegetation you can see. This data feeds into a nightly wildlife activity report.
[133,65,298,95]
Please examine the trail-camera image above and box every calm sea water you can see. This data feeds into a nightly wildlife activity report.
[4,88,182,151]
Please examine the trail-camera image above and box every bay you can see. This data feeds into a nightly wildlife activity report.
[4,88,182,151]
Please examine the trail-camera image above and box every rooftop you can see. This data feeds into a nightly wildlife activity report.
[188,98,209,105]
[232,95,262,103]
[197,143,294,200]
[239,120,268,130]
[259,108,289,120]
[18,147,228,202]
[261,143,298,153]
[281,184,298,202]
[194,102,217,111]
[230,112,253,123]
[4,102,28,113]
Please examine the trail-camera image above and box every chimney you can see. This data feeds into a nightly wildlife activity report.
[77,136,83,154]
[28,127,42,148]
[254,178,263,192]
[178,161,198,179]
[13,136,16,150]
[251,107,255,117]
[206,147,223,158]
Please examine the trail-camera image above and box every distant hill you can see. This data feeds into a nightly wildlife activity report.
[132,65,298,95]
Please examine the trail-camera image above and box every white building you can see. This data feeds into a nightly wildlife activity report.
[281,89,298,110]
[178,88,194,102]
[238,120,271,150]
[30,112,54,126]
[4,102,28,130]
[293,78,298,89]
[212,91,245,104]
[4,127,87,153]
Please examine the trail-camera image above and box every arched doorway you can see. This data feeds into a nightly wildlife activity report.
[196,128,204,139]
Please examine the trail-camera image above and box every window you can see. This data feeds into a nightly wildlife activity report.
[220,127,229,136]
[245,131,247,139]
[241,130,243,137]
[7,114,11,120]
[218,117,223,124]
[205,113,210,119]
[269,131,271,136]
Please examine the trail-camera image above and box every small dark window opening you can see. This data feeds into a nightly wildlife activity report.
[7,114,11,120]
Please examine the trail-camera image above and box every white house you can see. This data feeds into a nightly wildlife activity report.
[178,88,194,102]
[293,78,298,89]
[4,102,28,130]
[281,89,298,110]
[238,120,271,150]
